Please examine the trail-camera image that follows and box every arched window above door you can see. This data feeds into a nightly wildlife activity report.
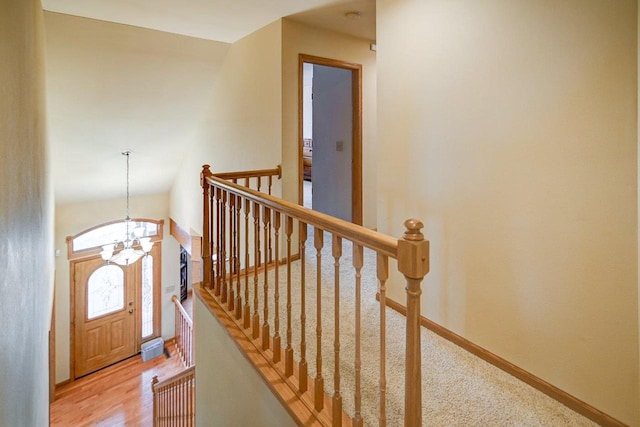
[66,218,164,260]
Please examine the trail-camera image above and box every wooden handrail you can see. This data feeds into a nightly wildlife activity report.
[172,295,193,327]
[199,164,428,426]
[152,365,195,390]
[203,171,398,258]
[152,366,196,427]
[211,165,282,181]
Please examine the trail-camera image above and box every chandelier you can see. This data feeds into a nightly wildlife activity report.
[100,151,153,266]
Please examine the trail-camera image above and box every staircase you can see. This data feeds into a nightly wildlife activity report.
[151,295,195,426]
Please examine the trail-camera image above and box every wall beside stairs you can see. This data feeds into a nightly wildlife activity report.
[195,296,296,426]
[170,20,282,236]
[0,1,54,425]
[376,0,639,425]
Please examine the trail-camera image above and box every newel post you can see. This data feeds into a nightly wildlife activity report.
[397,219,429,427]
[151,375,159,424]
[202,165,213,290]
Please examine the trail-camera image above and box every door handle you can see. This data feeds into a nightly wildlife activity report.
[128,309,134,314]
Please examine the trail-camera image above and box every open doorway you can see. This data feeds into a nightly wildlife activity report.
[298,54,363,225]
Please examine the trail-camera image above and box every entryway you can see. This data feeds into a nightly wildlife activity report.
[299,54,363,225]
[68,219,164,379]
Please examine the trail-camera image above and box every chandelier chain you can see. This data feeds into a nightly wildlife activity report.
[125,150,130,220]
[100,150,153,266]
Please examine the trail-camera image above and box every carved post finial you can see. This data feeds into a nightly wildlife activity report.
[201,164,211,187]
[403,218,424,242]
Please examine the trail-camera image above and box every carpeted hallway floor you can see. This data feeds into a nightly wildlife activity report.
[241,222,597,426]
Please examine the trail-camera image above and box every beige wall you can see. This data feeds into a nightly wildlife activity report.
[0,0,54,425]
[377,0,639,424]
[43,12,229,203]
[281,19,377,228]
[54,193,180,383]
[194,296,296,426]
[170,20,283,236]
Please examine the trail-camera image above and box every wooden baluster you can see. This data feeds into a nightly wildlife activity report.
[174,299,179,357]
[191,375,195,425]
[221,190,228,303]
[256,176,262,193]
[235,194,242,320]
[378,254,389,427]
[187,376,191,425]
[398,219,429,427]
[268,175,273,195]
[227,192,234,310]
[285,216,294,377]
[158,385,161,424]
[314,228,324,411]
[262,206,271,350]
[184,377,188,425]
[178,380,181,422]
[181,315,185,365]
[201,165,212,290]
[268,207,273,264]
[176,303,179,354]
[252,201,261,339]
[176,309,179,359]
[272,211,282,363]
[299,222,308,393]
[353,244,364,427]
[213,187,219,295]
[215,187,223,296]
[243,197,251,329]
[332,235,343,426]
[163,387,166,424]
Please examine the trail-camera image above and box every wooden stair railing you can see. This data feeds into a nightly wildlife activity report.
[200,164,428,426]
[151,365,196,427]
[172,295,194,367]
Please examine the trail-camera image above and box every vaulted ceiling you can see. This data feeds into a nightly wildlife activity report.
[41,0,375,204]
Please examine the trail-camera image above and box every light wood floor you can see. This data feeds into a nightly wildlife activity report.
[50,341,185,427]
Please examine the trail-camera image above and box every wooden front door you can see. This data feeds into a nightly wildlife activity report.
[73,257,136,378]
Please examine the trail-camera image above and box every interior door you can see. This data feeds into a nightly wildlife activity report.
[299,54,363,225]
[312,64,353,222]
[74,257,136,378]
